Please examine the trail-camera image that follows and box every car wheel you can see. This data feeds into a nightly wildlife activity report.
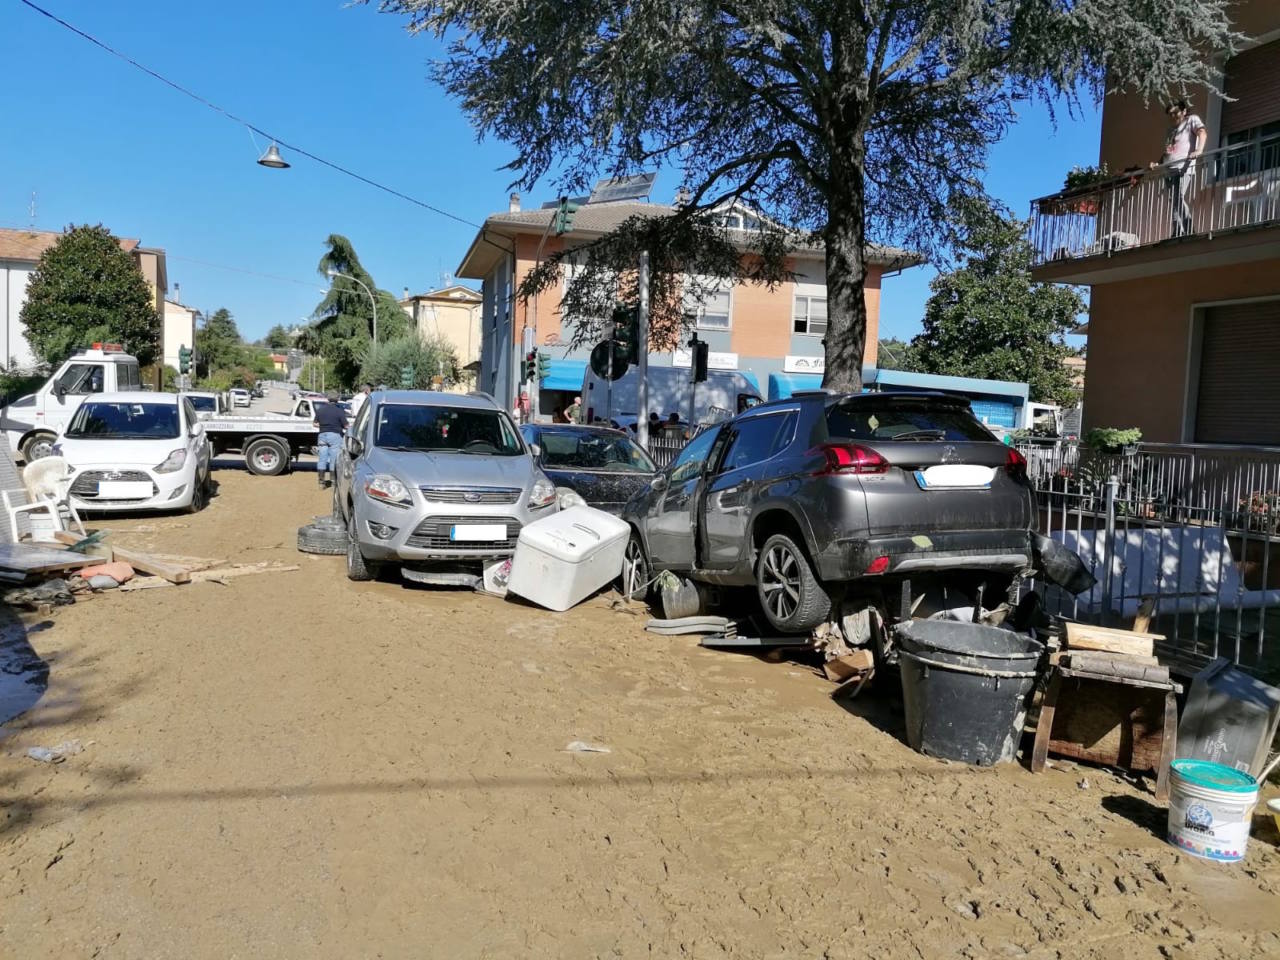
[21,433,56,463]
[619,529,650,601]
[756,533,831,633]
[345,510,378,581]
[185,474,207,514]
[244,437,287,476]
[331,481,344,521]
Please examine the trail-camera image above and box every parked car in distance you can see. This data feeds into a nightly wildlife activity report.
[53,392,212,513]
[621,391,1036,636]
[181,391,224,419]
[334,390,558,582]
[520,424,657,514]
[229,388,251,408]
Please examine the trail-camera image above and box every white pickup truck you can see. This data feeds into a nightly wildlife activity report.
[201,396,323,475]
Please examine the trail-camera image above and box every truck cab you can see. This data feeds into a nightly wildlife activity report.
[1,344,142,461]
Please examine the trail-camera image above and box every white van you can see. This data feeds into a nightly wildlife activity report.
[1,344,142,461]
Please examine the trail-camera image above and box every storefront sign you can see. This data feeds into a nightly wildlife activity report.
[673,349,739,371]
[784,355,825,374]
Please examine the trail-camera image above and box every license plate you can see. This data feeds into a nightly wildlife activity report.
[97,480,153,498]
[450,524,508,542]
[914,465,995,489]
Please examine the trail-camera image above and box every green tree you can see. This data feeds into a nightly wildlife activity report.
[359,334,459,390]
[876,338,916,372]
[910,199,1084,405]
[20,224,160,367]
[195,308,245,378]
[376,0,1235,392]
[263,324,292,350]
[308,234,410,388]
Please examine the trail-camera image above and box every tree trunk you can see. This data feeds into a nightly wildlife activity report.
[822,176,869,394]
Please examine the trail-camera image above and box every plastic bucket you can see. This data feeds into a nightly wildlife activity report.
[1167,759,1259,862]
[895,620,1043,766]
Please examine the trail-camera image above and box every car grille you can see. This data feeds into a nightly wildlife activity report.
[70,470,157,500]
[418,486,522,505]
[405,515,521,551]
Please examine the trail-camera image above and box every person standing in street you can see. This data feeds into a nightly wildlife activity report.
[348,384,371,423]
[1150,98,1206,237]
[313,392,348,489]
[565,395,583,424]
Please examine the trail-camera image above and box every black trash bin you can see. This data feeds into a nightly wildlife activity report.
[895,619,1044,766]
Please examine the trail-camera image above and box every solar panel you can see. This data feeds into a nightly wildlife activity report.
[586,173,656,204]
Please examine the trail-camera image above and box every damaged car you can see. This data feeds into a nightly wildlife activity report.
[620,391,1038,637]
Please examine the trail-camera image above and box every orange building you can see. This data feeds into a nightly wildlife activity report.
[1030,4,1280,445]
[455,194,920,415]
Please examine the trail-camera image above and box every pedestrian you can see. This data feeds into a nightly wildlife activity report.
[348,383,371,422]
[1150,98,1206,237]
[565,395,583,424]
[313,392,348,489]
[648,411,661,433]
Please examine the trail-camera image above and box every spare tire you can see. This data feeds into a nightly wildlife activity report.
[297,521,347,555]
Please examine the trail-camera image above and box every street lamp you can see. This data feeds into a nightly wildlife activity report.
[326,269,377,345]
[256,142,290,169]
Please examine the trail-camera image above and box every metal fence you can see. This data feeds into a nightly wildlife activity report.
[1029,136,1280,267]
[1017,439,1280,679]
[645,431,688,469]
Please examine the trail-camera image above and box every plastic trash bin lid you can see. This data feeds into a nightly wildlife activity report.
[1170,759,1258,793]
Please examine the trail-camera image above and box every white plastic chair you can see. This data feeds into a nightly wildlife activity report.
[3,456,86,543]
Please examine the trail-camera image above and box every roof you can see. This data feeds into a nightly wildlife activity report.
[94,391,178,404]
[372,389,500,410]
[400,284,482,304]
[0,227,140,262]
[456,202,923,278]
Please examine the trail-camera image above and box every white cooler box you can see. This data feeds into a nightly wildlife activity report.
[506,506,631,611]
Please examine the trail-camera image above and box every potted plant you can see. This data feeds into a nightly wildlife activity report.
[1084,426,1142,456]
[1041,164,1111,216]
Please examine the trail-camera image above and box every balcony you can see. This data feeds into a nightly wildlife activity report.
[1029,137,1280,284]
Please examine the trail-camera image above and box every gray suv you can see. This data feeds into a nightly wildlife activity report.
[333,390,557,581]
[621,391,1036,632]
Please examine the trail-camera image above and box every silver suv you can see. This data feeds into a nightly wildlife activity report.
[333,390,557,581]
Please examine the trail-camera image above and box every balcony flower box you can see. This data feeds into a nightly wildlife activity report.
[1041,194,1100,217]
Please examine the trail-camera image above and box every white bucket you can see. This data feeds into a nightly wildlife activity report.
[1167,759,1259,862]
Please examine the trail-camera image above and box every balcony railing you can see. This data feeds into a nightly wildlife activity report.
[1029,136,1280,267]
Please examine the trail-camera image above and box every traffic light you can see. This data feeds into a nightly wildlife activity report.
[611,305,640,365]
[399,365,414,388]
[692,339,709,383]
[536,350,551,380]
[553,197,580,235]
[178,345,192,374]
[523,350,537,382]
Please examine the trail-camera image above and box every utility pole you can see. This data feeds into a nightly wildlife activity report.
[636,252,650,448]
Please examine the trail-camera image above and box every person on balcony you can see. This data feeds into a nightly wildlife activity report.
[1150,98,1206,237]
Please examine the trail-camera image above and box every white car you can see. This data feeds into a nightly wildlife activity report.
[53,392,212,513]
[181,390,224,419]
[229,388,251,408]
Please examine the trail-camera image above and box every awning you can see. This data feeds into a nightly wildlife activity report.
[767,372,823,399]
[542,359,588,392]
[739,371,761,395]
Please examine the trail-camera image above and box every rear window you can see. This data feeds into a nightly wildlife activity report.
[825,398,994,443]
[186,395,217,411]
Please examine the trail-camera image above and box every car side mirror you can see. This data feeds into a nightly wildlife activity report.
[529,443,541,457]
[190,422,205,438]
[650,474,668,492]
[54,384,67,402]
[345,436,363,458]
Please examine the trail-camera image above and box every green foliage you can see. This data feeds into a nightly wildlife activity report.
[876,338,916,372]
[195,308,245,377]
[161,365,179,391]
[0,371,47,406]
[263,324,292,350]
[375,0,1237,392]
[19,224,160,367]
[359,334,459,390]
[307,234,410,389]
[910,198,1085,405]
[1084,426,1142,453]
[1063,164,1112,193]
[297,355,338,393]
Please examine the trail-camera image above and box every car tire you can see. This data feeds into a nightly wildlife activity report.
[244,437,288,476]
[755,533,831,633]
[619,529,651,601]
[297,521,348,556]
[185,473,207,514]
[345,510,379,581]
[21,433,56,463]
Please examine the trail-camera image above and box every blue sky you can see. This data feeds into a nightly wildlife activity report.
[2,1,1101,342]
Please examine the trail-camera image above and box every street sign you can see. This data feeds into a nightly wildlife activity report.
[589,341,629,381]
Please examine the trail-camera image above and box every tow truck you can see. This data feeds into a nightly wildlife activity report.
[201,396,322,475]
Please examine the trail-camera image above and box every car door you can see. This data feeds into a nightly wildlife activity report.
[181,398,210,480]
[337,399,372,517]
[701,411,796,568]
[645,424,724,569]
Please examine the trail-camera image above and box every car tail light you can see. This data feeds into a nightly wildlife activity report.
[1005,446,1028,480]
[814,443,889,475]
[865,555,890,575]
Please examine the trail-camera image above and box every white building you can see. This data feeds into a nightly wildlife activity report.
[162,299,197,372]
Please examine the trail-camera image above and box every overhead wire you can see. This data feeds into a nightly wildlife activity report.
[17,0,482,229]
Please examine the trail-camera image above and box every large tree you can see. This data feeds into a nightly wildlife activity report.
[307,234,410,388]
[195,308,244,378]
[20,224,159,368]
[911,198,1084,405]
[262,324,292,350]
[376,0,1236,391]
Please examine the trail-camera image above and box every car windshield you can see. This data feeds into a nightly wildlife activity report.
[186,396,217,411]
[826,398,994,443]
[66,402,181,439]
[375,403,523,455]
[538,430,656,473]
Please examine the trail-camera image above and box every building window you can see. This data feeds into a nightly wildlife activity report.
[683,278,732,331]
[793,295,827,336]
[1221,121,1280,179]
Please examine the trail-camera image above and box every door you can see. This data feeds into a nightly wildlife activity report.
[182,399,210,480]
[337,399,372,515]
[702,412,795,568]
[645,424,723,569]
[45,362,107,434]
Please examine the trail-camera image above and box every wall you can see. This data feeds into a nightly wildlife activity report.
[0,260,37,370]
[1083,257,1280,441]
[162,301,196,371]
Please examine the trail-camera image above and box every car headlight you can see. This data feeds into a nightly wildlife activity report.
[528,475,557,509]
[557,487,587,510]
[365,474,412,508]
[154,449,187,474]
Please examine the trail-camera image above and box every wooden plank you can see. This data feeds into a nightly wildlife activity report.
[109,546,192,584]
[117,563,299,591]
[0,543,95,574]
[1064,622,1160,657]
[1030,671,1062,773]
[822,649,875,682]
[1066,652,1169,683]
[1156,690,1178,802]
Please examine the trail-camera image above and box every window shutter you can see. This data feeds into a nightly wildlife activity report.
[1194,300,1280,444]
[1220,40,1280,137]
